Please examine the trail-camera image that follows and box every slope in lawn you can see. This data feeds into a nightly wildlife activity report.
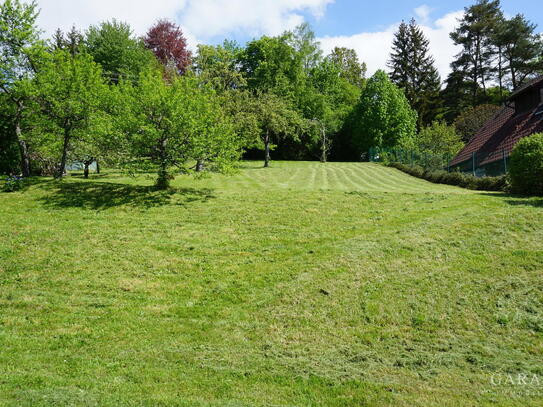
[0,162,541,407]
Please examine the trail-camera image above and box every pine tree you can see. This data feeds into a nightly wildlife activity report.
[449,0,503,104]
[493,14,543,90]
[388,19,441,127]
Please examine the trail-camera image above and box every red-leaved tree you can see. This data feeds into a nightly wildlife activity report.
[144,20,191,74]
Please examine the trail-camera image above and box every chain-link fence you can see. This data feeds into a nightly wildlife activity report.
[369,147,510,177]
[368,147,453,172]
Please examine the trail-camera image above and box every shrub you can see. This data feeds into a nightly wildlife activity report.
[509,133,543,196]
[388,162,506,191]
[2,175,25,192]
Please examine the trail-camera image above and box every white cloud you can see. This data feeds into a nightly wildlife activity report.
[319,9,463,80]
[35,0,334,49]
[181,0,333,40]
[36,0,187,38]
[414,5,432,25]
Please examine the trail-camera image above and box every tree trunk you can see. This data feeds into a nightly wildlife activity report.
[15,106,30,177]
[264,130,271,168]
[196,160,204,172]
[156,138,169,189]
[96,160,100,174]
[83,158,94,179]
[321,126,327,163]
[56,128,70,179]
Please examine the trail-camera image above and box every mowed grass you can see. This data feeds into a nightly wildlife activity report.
[0,161,542,406]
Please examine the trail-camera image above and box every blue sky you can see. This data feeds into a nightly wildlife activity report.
[309,0,543,38]
[36,0,543,78]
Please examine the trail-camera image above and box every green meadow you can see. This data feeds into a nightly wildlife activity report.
[1,162,542,406]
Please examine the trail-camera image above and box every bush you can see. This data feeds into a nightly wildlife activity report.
[388,162,506,191]
[509,133,543,195]
[2,175,25,192]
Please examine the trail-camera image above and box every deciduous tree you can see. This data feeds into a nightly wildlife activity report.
[85,20,155,82]
[27,50,108,178]
[118,71,239,188]
[0,0,43,176]
[144,20,191,75]
[352,70,417,155]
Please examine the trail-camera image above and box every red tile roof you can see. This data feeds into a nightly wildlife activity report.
[451,76,543,168]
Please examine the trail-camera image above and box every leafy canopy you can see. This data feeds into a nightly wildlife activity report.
[352,70,417,155]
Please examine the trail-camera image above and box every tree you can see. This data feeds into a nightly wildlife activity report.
[144,20,191,75]
[0,0,43,176]
[118,71,239,189]
[388,19,442,127]
[249,92,305,167]
[0,94,19,175]
[239,34,302,94]
[193,40,246,92]
[493,14,543,90]
[326,47,366,88]
[52,26,83,56]
[85,20,155,82]
[27,50,108,178]
[453,104,502,142]
[417,121,464,157]
[450,0,503,104]
[351,70,417,155]
[287,23,322,71]
[308,58,361,162]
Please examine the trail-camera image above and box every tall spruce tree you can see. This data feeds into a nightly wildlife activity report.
[388,19,441,127]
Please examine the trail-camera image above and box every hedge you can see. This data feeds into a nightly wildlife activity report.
[509,133,543,196]
[387,162,507,191]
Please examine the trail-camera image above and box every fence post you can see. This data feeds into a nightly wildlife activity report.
[503,149,507,174]
[472,152,476,176]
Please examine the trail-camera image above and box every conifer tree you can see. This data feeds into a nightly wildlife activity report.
[449,0,503,104]
[493,14,543,90]
[388,19,441,127]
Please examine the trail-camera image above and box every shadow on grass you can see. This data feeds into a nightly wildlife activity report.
[478,192,543,208]
[37,181,216,210]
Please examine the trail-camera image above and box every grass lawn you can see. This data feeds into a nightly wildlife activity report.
[1,161,542,406]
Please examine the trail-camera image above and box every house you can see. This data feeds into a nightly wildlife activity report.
[450,76,543,176]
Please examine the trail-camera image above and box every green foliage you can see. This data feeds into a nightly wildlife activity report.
[453,104,502,142]
[417,121,464,157]
[509,133,543,195]
[25,49,108,177]
[194,40,246,92]
[493,13,543,89]
[85,19,156,82]
[388,19,442,127]
[388,161,507,191]
[0,0,41,87]
[247,91,305,166]
[1,174,25,192]
[326,46,366,88]
[0,0,44,177]
[240,34,302,94]
[0,96,19,175]
[352,70,417,155]
[450,0,503,105]
[117,70,240,188]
